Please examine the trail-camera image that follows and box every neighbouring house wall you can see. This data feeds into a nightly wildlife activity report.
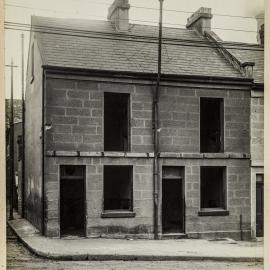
[250,90,264,238]
[44,75,251,239]
[13,122,22,213]
[6,122,22,212]
[251,91,264,163]
[24,32,44,231]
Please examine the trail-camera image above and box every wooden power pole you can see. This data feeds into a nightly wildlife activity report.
[6,60,18,220]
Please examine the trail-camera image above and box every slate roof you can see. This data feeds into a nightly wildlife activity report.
[228,44,264,84]
[32,16,264,83]
[33,16,246,79]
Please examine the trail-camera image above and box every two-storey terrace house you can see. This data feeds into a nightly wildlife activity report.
[22,0,264,239]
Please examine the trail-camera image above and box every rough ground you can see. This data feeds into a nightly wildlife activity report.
[7,228,263,270]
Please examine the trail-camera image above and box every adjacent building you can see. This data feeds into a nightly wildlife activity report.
[22,0,264,239]
[6,99,23,213]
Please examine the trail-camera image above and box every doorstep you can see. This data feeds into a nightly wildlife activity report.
[161,233,187,240]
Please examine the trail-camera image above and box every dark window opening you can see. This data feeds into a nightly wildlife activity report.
[200,98,224,153]
[104,166,132,211]
[201,167,226,209]
[60,165,85,237]
[17,135,23,161]
[104,92,129,151]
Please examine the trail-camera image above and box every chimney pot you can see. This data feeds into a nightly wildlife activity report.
[241,62,255,78]
[186,7,212,35]
[108,0,130,32]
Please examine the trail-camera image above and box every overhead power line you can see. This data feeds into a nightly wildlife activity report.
[4,21,262,50]
[4,16,259,36]
[4,21,263,48]
[5,2,264,20]
[4,21,264,52]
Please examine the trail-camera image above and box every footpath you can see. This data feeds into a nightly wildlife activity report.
[8,212,263,262]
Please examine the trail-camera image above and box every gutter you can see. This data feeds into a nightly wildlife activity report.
[42,65,253,87]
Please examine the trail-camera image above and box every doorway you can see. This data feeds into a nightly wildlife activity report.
[162,167,184,233]
[60,165,85,237]
[256,174,264,237]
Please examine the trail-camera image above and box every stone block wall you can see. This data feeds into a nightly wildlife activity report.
[251,94,264,162]
[45,79,154,153]
[44,156,250,239]
[46,77,250,155]
[159,87,250,153]
[43,75,251,239]
[44,156,154,237]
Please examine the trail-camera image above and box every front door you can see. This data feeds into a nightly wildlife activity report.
[256,181,264,237]
[60,166,85,237]
[162,167,184,233]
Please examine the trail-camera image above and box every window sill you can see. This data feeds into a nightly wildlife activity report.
[101,211,136,218]
[198,209,229,216]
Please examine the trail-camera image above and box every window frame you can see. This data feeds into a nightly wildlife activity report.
[199,166,229,216]
[103,92,131,152]
[102,165,135,218]
[200,97,224,153]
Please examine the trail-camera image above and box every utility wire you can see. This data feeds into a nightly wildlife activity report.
[4,3,262,30]
[5,4,187,27]
[4,22,262,51]
[5,2,264,20]
[4,21,263,49]
[5,21,262,46]
[5,22,262,47]
[4,23,264,52]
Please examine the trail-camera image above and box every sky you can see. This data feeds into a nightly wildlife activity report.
[4,0,264,99]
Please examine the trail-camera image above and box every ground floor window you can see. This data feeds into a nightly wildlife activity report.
[200,167,226,210]
[103,165,133,211]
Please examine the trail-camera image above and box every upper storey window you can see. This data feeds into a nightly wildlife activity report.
[104,92,130,151]
[200,98,224,153]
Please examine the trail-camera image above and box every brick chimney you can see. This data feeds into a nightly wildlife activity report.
[186,7,212,35]
[107,0,130,32]
[256,13,264,45]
